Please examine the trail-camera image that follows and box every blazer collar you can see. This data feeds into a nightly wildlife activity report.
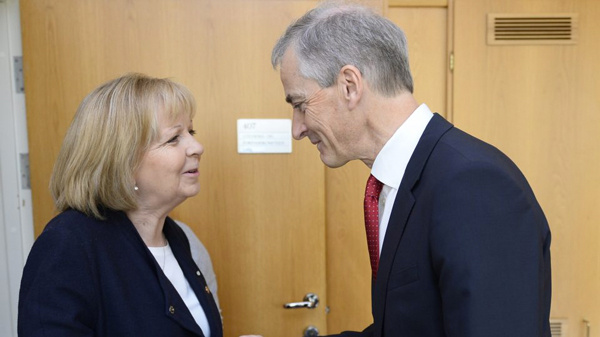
[372,114,453,336]
[164,219,223,337]
[106,211,222,336]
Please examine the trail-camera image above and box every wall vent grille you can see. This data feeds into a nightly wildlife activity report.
[549,318,568,337]
[487,13,578,45]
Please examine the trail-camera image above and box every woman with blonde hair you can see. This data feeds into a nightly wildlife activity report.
[19,73,222,337]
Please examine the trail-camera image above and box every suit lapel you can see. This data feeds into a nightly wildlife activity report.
[165,219,223,337]
[154,264,206,336]
[372,114,453,336]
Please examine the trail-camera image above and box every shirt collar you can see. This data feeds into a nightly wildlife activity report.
[371,103,434,189]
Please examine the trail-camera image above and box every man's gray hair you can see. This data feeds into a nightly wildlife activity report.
[271,1,413,96]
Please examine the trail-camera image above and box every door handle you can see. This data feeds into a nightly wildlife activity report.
[283,293,319,309]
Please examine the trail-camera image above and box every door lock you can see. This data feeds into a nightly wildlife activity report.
[303,325,319,337]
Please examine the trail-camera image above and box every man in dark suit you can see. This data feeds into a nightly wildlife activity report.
[271,2,551,336]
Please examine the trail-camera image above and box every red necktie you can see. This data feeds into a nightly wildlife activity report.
[364,174,384,279]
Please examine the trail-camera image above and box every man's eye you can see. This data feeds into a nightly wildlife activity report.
[293,102,304,111]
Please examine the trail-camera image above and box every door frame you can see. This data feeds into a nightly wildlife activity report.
[0,0,34,336]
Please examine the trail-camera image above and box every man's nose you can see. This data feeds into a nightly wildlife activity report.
[291,110,307,140]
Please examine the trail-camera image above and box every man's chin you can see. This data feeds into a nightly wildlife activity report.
[320,153,348,169]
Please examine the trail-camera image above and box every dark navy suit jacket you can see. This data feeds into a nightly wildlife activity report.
[331,114,552,337]
[18,209,222,337]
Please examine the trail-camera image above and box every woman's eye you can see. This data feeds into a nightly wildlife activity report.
[167,135,179,144]
[189,129,197,136]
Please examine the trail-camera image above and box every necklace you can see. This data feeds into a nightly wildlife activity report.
[161,244,166,270]
[161,238,168,271]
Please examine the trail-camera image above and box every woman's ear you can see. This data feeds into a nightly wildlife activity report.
[338,65,363,110]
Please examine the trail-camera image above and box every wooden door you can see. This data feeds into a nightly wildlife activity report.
[325,1,450,333]
[453,0,600,335]
[21,1,328,336]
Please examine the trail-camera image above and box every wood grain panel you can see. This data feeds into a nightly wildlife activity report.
[388,6,448,117]
[389,0,448,7]
[454,0,600,335]
[326,162,372,332]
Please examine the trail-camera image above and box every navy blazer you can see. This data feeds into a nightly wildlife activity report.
[18,209,223,337]
[331,114,552,337]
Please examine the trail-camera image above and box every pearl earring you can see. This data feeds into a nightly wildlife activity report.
[134,185,139,191]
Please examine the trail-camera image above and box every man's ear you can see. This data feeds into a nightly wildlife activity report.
[338,65,363,110]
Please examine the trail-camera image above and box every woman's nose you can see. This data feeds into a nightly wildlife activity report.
[188,135,204,156]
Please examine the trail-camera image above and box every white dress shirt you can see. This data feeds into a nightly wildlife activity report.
[370,104,434,255]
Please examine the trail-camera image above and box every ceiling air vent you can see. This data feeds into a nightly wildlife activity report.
[549,318,568,337]
[487,13,578,45]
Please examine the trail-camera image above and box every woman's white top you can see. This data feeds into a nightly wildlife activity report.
[148,242,211,337]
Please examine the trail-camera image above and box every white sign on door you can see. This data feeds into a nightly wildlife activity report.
[237,119,292,154]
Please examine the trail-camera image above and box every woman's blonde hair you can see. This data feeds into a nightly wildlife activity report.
[50,73,196,219]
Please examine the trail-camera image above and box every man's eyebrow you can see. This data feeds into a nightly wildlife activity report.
[285,94,304,104]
